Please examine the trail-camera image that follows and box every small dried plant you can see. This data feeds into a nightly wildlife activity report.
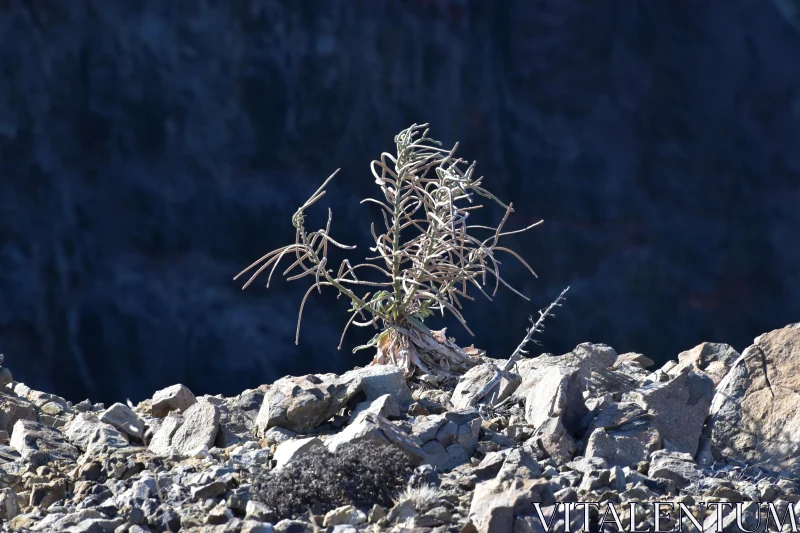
[235,124,541,379]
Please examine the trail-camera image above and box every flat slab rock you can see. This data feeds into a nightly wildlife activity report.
[9,420,80,463]
[326,412,425,465]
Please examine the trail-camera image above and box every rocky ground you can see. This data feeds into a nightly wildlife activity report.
[1,324,799,533]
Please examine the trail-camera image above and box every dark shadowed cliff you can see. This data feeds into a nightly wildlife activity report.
[0,0,798,404]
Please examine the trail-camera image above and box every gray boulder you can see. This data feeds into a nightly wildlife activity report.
[648,450,703,488]
[151,384,197,418]
[170,399,220,456]
[65,413,129,455]
[100,402,145,441]
[147,411,184,456]
[10,420,80,462]
[0,393,36,435]
[467,477,555,533]
[708,325,800,475]
[325,412,425,465]
[668,342,740,386]
[450,362,521,409]
[273,437,325,469]
[623,369,713,456]
[256,372,362,434]
[344,365,413,406]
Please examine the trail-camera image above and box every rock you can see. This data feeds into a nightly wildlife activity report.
[65,412,129,455]
[151,384,197,418]
[669,342,740,385]
[215,390,263,448]
[386,498,417,524]
[245,500,275,522]
[262,426,296,446]
[323,505,366,527]
[523,366,585,433]
[241,521,275,533]
[350,393,401,420]
[148,411,183,456]
[99,402,145,441]
[65,518,123,532]
[497,446,542,481]
[468,477,555,533]
[9,419,80,462]
[191,480,227,502]
[273,437,324,469]
[613,352,655,369]
[421,440,450,468]
[170,399,220,456]
[256,373,362,434]
[346,365,413,406]
[519,346,612,460]
[326,412,425,465]
[475,450,509,478]
[624,369,713,456]
[30,478,67,509]
[412,415,448,442]
[584,425,661,469]
[648,450,703,488]
[708,325,800,474]
[0,487,19,520]
[0,392,36,435]
[450,363,521,409]
[536,417,577,462]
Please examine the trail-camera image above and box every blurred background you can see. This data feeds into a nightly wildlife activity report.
[1,0,799,405]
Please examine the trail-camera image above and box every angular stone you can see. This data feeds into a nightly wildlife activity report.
[350,394,401,420]
[256,373,362,434]
[709,325,800,475]
[421,440,449,469]
[412,415,447,442]
[325,412,424,465]
[475,450,509,478]
[170,400,220,456]
[584,425,661,468]
[29,478,66,509]
[65,413,129,455]
[435,420,458,447]
[191,480,227,502]
[468,477,555,533]
[0,393,36,435]
[450,363,521,409]
[100,402,145,441]
[624,369,713,456]
[273,437,325,469]
[10,420,80,462]
[262,426,296,447]
[536,417,576,462]
[345,365,413,406]
[613,352,655,369]
[148,411,183,456]
[215,390,263,448]
[669,342,740,385]
[455,417,481,454]
[151,384,197,418]
[497,446,542,481]
[515,343,617,401]
[323,505,366,527]
[0,487,19,521]
[648,450,703,488]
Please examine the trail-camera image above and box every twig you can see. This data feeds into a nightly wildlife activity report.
[467,286,570,407]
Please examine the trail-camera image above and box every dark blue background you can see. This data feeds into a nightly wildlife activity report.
[1,0,799,405]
